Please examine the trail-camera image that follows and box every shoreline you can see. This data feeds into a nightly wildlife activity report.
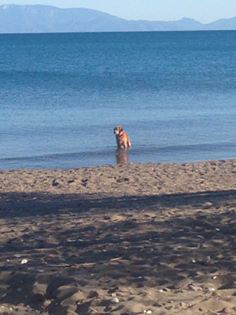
[0,159,235,195]
[0,158,236,314]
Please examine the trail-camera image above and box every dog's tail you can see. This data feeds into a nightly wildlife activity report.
[127,137,132,148]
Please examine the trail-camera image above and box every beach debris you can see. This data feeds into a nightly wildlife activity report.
[144,309,153,314]
[20,258,28,264]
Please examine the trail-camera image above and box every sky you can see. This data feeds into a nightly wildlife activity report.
[0,0,235,23]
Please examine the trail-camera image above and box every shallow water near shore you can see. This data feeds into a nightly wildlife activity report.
[0,31,236,169]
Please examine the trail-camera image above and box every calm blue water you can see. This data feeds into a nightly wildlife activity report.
[0,31,236,169]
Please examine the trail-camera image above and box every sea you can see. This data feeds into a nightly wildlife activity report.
[0,31,236,169]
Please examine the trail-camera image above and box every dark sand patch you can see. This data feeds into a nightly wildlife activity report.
[0,160,236,314]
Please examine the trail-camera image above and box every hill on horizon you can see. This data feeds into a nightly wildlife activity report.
[0,4,236,33]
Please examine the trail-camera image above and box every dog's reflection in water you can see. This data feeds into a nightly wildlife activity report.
[116,149,129,165]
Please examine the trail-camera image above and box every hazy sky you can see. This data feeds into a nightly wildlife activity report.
[0,0,235,23]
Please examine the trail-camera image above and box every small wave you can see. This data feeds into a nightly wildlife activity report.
[131,142,236,155]
[0,142,235,169]
[0,148,115,162]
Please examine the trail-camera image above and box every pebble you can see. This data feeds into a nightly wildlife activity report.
[124,302,147,314]
[55,285,78,300]
[111,296,120,303]
[52,179,60,186]
[203,202,213,209]
[179,302,187,307]
[43,300,52,308]
[61,290,87,306]
[33,282,48,297]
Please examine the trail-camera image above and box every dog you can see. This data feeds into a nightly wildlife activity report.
[114,126,132,149]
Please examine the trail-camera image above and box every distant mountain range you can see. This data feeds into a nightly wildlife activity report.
[0,4,236,33]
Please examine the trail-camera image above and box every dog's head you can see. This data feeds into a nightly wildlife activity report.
[114,126,124,135]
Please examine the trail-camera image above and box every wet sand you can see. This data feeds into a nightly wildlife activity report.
[0,159,236,314]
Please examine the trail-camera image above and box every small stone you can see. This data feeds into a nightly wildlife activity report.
[43,300,52,308]
[61,290,86,306]
[52,179,60,186]
[162,288,170,292]
[87,290,98,298]
[0,271,13,281]
[111,296,119,303]
[179,302,187,307]
[203,202,213,209]
[188,284,202,291]
[55,285,78,300]
[33,282,48,297]
[124,302,146,313]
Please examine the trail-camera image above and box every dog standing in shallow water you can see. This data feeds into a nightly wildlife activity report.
[114,126,132,149]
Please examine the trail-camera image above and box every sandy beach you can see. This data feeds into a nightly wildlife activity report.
[0,159,236,315]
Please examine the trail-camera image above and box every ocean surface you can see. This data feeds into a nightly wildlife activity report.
[0,31,236,169]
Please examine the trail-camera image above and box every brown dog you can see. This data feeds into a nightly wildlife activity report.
[114,126,132,149]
